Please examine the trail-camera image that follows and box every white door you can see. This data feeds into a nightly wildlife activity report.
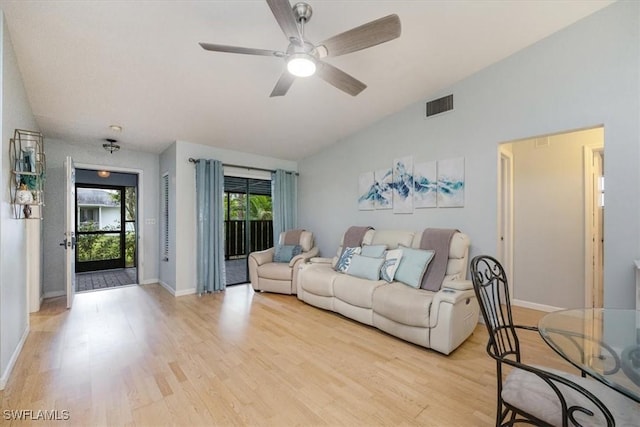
[65,156,76,308]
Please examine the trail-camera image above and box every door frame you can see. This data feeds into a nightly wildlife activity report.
[75,183,128,273]
[74,163,144,283]
[583,143,605,308]
[497,145,514,296]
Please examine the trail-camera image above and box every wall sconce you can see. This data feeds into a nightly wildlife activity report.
[97,170,111,178]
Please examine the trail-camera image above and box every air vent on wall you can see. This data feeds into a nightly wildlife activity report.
[426,94,453,117]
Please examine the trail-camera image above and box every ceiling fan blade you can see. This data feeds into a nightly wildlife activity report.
[270,71,296,97]
[199,42,284,57]
[316,61,366,96]
[266,0,300,42]
[316,14,401,58]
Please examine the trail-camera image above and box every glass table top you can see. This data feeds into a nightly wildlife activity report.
[538,308,640,403]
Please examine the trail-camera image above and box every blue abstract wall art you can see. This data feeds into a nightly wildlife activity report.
[374,168,393,209]
[357,157,465,211]
[357,171,375,210]
[414,161,437,208]
[437,157,465,207]
[393,156,413,214]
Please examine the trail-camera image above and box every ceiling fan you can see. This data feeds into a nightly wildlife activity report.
[199,0,401,97]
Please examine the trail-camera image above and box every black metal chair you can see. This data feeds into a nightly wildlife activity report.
[470,255,615,427]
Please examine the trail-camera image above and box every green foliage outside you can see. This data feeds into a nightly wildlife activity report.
[77,222,136,266]
[76,187,137,267]
[224,194,272,220]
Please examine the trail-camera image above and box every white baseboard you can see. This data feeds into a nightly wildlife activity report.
[512,299,563,313]
[175,288,197,297]
[141,278,159,285]
[157,280,175,295]
[155,280,196,297]
[0,325,30,390]
[43,290,65,299]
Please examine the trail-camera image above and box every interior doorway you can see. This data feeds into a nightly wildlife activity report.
[498,127,604,310]
[74,169,138,292]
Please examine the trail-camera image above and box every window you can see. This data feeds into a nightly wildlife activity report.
[162,173,169,261]
[79,207,99,227]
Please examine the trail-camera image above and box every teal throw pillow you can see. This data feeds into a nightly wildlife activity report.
[360,244,387,258]
[274,244,302,263]
[394,247,435,288]
[380,249,403,282]
[346,254,384,281]
[335,247,361,272]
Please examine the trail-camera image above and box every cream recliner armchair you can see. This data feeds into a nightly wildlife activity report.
[248,230,318,294]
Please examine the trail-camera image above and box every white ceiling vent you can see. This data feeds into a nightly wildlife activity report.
[426,94,453,117]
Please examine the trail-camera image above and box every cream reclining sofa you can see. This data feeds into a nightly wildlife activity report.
[297,229,479,355]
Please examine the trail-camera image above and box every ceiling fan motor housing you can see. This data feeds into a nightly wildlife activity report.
[292,2,312,23]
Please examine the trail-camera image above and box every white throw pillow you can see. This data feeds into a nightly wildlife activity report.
[380,249,403,282]
[335,247,362,272]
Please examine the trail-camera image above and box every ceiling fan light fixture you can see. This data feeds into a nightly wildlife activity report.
[287,54,316,77]
[103,138,121,153]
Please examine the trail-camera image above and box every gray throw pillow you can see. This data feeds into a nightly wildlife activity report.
[273,244,302,263]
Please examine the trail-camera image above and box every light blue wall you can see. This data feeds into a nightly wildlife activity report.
[0,13,38,388]
[298,1,640,308]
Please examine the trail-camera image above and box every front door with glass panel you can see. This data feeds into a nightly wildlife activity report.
[75,184,136,272]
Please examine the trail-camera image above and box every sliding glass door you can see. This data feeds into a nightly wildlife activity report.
[224,177,273,285]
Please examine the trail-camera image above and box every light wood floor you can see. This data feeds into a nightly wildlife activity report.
[1,284,575,426]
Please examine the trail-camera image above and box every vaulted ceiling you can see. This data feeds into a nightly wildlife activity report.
[0,0,613,160]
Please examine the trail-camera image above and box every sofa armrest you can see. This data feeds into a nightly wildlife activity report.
[429,286,478,326]
[442,279,473,292]
[289,247,319,267]
[309,257,333,264]
[249,248,275,266]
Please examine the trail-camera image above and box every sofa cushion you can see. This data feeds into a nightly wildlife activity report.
[334,274,386,309]
[372,282,434,328]
[299,264,339,297]
[346,254,384,281]
[370,230,415,249]
[360,244,387,258]
[258,262,292,281]
[380,249,403,282]
[335,246,361,272]
[394,247,435,288]
[273,244,302,263]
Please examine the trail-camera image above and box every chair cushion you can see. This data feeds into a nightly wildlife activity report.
[372,282,433,327]
[504,366,640,426]
[257,262,292,281]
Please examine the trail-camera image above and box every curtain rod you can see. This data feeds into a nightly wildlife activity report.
[188,158,298,175]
